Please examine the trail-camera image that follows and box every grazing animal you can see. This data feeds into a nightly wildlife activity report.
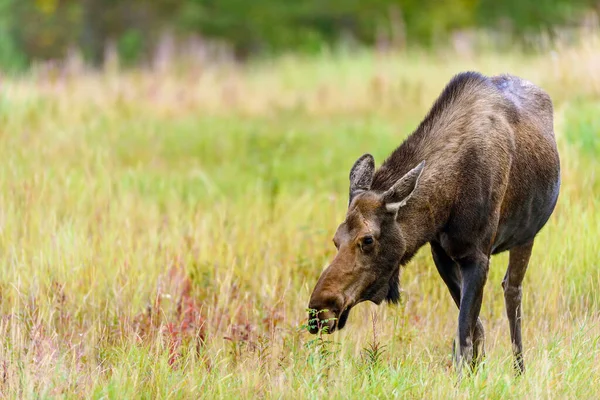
[307,72,560,374]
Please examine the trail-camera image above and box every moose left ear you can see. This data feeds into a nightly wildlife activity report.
[382,161,425,213]
[349,154,375,205]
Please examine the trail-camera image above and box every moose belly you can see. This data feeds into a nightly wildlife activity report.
[491,176,560,255]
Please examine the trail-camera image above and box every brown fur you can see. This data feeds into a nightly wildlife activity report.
[307,72,560,375]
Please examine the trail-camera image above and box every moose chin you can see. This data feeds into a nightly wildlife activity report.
[307,72,560,375]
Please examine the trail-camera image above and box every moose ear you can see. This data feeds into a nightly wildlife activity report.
[382,161,425,213]
[349,154,375,205]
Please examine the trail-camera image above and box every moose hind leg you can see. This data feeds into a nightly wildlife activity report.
[431,242,486,368]
[503,241,533,375]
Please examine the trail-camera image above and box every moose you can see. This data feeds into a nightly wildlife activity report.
[307,72,560,374]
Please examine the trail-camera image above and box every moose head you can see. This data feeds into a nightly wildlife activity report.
[307,154,425,333]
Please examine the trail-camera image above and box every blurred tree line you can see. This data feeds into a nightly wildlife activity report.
[0,0,597,70]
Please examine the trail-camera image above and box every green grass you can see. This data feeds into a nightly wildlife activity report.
[0,43,599,398]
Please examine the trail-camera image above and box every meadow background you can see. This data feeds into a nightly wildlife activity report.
[1,1,600,399]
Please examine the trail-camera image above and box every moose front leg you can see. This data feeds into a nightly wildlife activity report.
[431,242,486,365]
[455,253,489,374]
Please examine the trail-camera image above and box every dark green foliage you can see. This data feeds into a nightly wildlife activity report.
[0,0,27,71]
[0,0,596,69]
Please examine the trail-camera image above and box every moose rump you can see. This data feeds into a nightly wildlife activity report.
[307,71,560,375]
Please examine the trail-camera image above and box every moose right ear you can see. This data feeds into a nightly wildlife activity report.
[382,160,425,214]
[349,154,375,205]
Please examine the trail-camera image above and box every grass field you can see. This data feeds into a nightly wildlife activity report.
[0,38,599,398]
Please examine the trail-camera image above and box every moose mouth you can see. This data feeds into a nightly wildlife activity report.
[308,305,353,334]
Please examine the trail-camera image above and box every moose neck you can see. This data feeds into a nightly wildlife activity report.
[370,130,444,265]
[396,199,437,265]
[368,72,495,264]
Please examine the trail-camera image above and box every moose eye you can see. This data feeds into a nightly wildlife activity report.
[362,236,374,245]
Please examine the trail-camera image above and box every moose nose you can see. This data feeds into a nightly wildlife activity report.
[307,297,341,334]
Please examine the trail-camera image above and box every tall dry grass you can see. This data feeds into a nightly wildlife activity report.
[0,33,599,398]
